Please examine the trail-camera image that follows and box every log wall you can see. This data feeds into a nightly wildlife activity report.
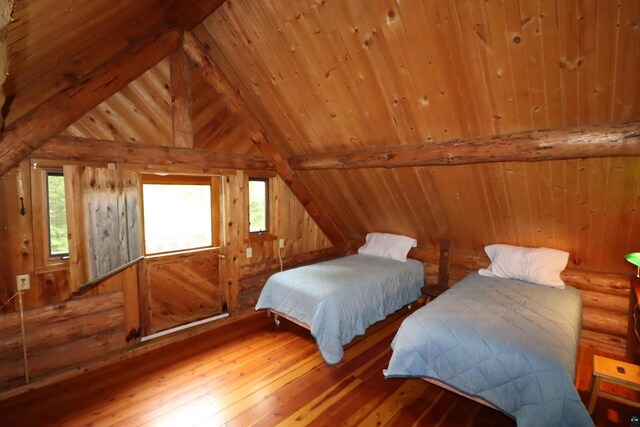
[0,292,126,391]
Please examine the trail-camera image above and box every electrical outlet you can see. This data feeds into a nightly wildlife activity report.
[279,239,285,249]
[16,274,30,291]
[246,246,253,258]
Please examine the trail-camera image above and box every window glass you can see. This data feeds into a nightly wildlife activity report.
[248,178,268,233]
[143,184,212,254]
[46,172,69,256]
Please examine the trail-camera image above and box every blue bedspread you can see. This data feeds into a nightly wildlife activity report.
[255,254,424,364]
[385,273,593,427]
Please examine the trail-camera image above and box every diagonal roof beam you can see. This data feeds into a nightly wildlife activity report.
[166,0,227,31]
[289,121,640,170]
[0,28,182,177]
[182,31,346,247]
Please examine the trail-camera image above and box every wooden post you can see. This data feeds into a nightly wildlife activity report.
[170,49,194,149]
[438,239,452,288]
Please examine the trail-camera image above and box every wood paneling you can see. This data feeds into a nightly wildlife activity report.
[0,311,634,426]
[61,54,265,158]
[198,0,640,154]
[238,174,332,267]
[197,0,640,275]
[0,291,125,390]
[62,58,173,145]
[4,0,167,124]
[143,249,222,334]
[303,157,640,275]
[0,28,182,177]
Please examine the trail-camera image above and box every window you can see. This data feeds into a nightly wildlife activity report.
[46,171,69,257]
[142,176,219,255]
[248,178,269,233]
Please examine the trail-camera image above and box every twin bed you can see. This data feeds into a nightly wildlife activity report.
[255,237,593,426]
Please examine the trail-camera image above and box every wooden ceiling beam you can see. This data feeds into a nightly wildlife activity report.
[170,49,194,149]
[0,28,182,177]
[289,121,640,170]
[166,0,227,31]
[34,136,274,171]
[182,31,346,246]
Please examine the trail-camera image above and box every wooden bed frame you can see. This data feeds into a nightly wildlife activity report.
[266,301,417,331]
[267,309,310,330]
[420,377,500,411]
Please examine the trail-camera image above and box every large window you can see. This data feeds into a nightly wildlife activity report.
[248,178,269,233]
[142,176,218,255]
[46,171,69,257]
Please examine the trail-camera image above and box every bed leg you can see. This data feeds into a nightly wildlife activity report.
[274,313,280,327]
[266,309,272,318]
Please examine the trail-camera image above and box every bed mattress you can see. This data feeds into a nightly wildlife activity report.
[385,273,593,427]
[255,254,424,364]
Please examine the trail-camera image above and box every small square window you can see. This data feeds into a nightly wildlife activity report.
[46,171,69,257]
[248,178,269,233]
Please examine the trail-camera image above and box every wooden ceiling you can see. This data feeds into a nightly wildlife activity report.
[1,0,639,274]
[195,0,640,274]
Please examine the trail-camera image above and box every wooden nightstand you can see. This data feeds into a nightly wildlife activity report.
[588,355,640,414]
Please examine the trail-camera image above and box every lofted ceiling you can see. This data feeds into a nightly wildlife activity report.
[1,0,639,274]
[194,0,640,274]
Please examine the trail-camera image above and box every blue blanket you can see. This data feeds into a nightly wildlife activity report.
[255,255,424,364]
[385,273,593,427]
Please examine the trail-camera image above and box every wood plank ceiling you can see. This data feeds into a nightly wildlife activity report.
[194,0,640,274]
[2,0,639,275]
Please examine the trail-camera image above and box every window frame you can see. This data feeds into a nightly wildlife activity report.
[244,171,277,243]
[140,174,220,256]
[44,170,69,258]
[30,164,70,273]
[247,177,270,235]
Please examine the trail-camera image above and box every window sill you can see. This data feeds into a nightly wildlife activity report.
[35,261,69,275]
[245,233,278,243]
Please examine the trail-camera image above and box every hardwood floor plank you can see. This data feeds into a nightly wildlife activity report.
[0,305,636,427]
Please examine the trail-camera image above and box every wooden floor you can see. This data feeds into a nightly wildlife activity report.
[0,309,637,426]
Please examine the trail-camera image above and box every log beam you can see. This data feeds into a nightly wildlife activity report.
[0,28,182,177]
[166,0,227,31]
[33,137,274,171]
[289,121,640,170]
[170,49,193,149]
[182,31,346,246]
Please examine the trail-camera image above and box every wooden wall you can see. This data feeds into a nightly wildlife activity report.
[301,157,640,275]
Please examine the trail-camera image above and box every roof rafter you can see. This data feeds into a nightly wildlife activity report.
[0,28,182,176]
[181,31,346,247]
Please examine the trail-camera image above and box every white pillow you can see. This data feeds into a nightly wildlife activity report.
[358,232,417,262]
[478,244,569,288]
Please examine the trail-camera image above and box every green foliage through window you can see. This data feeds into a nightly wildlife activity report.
[47,172,69,256]
[248,178,268,233]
